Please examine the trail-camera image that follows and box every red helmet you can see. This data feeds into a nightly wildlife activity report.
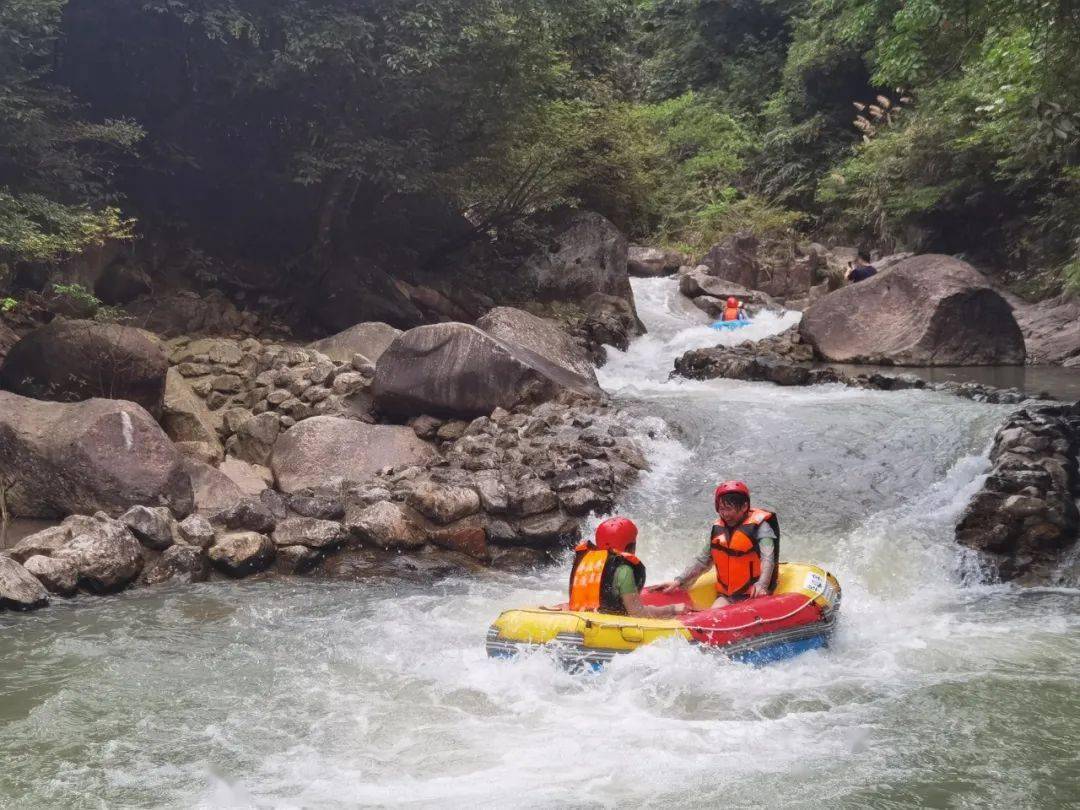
[595,516,638,553]
[726,297,738,307]
[714,480,750,512]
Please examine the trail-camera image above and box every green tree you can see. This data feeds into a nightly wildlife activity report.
[0,0,140,272]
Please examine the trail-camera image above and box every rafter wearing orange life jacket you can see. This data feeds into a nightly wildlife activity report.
[721,296,742,322]
[568,543,646,614]
[710,509,780,598]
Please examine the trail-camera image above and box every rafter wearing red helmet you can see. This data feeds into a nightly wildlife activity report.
[568,517,685,618]
[656,480,780,605]
[721,296,747,322]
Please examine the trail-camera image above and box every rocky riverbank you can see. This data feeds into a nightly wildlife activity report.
[0,391,653,610]
[674,326,1035,405]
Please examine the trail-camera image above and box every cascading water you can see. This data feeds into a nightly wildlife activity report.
[1,277,1077,808]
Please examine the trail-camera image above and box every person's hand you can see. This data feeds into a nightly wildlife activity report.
[670,603,687,616]
[655,581,683,594]
[747,582,769,598]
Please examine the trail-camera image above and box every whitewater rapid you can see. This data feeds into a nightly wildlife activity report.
[1,278,1077,808]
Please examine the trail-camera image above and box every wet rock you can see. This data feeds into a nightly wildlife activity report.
[119,505,178,551]
[0,393,193,519]
[208,531,275,577]
[22,555,78,596]
[286,493,345,521]
[800,255,1025,365]
[516,510,580,542]
[271,516,347,550]
[0,556,50,609]
[215,496,277,534]
[177,514,215,549]
[429,515,487,560]
[374,322,604,420]
[141,544,210,585]
[0,319,169,415]
[345,501,427,549]
[7,525,71,564]
[54,517,144,593]
[271,416,438,494]
[275,544,321,575]
[406,482,481,525]
[510,479,559,516]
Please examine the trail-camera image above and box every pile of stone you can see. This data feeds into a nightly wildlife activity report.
[0,397,651,609]
[956,405,1080,582]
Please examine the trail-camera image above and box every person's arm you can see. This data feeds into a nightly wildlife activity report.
[656,540,712,592]
[614,565,685,617]
[621,591,686,619]
[746,526,777,598]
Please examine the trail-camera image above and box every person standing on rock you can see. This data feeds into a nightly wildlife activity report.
[655,481,779,604]
[568,517,686,618]
[845,250,878,283]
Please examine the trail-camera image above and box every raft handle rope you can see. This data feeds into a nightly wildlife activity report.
[547,580,830,635]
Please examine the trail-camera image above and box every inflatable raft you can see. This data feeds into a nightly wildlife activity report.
[711,319,752,331]
[487,562,840,668]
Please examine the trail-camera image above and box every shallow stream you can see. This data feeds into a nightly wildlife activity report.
[1,278,1077,808]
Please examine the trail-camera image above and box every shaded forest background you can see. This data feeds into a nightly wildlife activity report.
[2,0,1079,310]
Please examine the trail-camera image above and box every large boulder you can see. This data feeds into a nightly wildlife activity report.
[270,416,438,493]
[0,393,194,518]
[627,246,686,278]
[476,307,598,382]
[0,319,169,415]
[0,556,50,609]
[799,255,1027,365]
[1007,292,1080,366]
[373,323,604,419]
[520,211,642,328]
[308,321,402,365]
[702,232,760,288]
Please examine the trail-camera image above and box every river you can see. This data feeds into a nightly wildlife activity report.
[1,278,1077,808]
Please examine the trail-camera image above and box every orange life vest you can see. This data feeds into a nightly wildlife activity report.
[568,543,646,614]
[710,508,780,597]
[722,304,741,322]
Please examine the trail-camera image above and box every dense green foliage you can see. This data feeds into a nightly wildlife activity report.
[1,0,1077,294]
[0,0,140,271]
[639,0,1080,285]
